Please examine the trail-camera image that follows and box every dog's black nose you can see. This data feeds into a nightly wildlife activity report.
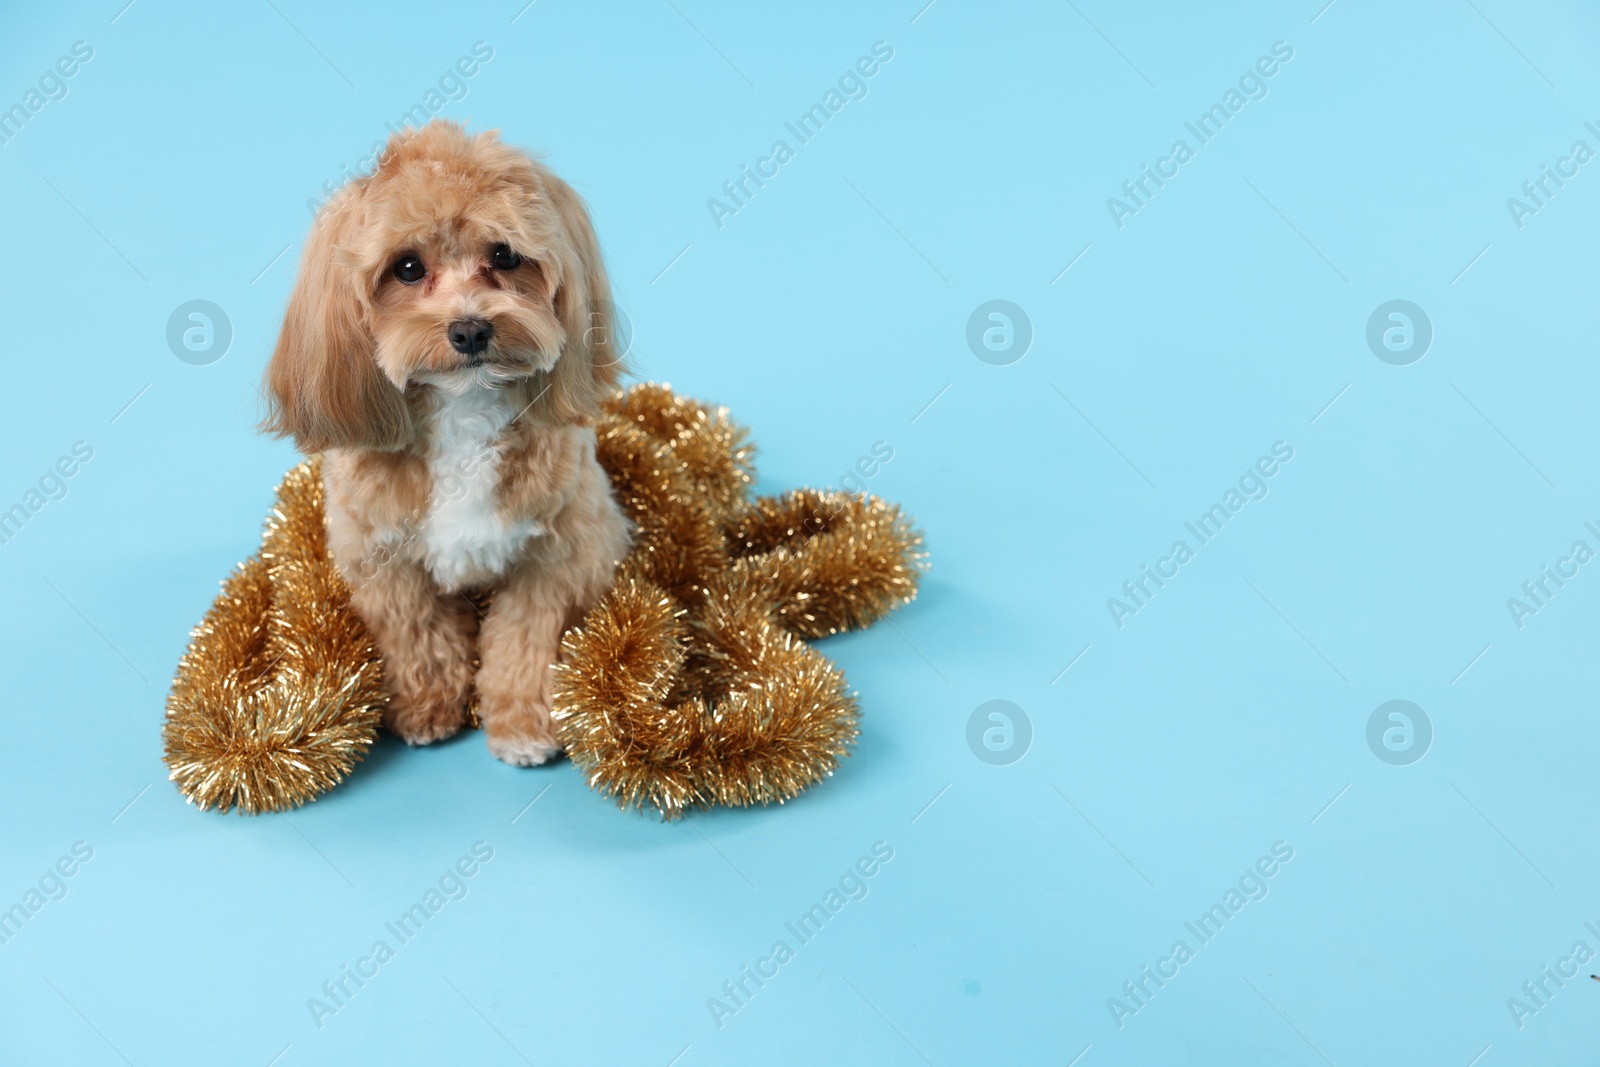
[447,317,494,356]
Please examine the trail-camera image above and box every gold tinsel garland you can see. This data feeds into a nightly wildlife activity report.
[162,384,925,818]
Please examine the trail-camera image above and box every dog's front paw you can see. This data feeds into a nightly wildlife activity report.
[383,695,467,746]
[486,726,563,766]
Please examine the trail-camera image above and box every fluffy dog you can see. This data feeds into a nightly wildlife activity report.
[263,120,630,766]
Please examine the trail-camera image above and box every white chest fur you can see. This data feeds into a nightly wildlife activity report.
[420,386,543,590]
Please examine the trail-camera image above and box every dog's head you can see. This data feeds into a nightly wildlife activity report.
[264,120,623,452]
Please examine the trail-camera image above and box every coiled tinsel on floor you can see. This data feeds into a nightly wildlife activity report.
[162,384,925,819]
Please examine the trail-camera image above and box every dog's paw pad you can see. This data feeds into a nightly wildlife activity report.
[487,731,563,767]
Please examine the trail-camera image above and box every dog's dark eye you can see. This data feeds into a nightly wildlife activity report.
[392,255,427,284]
[491,244,522,271]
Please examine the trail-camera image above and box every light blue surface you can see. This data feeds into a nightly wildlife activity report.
[2,1,1598,1063]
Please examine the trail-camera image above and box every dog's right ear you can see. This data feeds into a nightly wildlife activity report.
[262,199,411,453]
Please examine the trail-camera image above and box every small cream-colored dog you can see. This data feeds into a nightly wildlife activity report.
[263,120,630,765]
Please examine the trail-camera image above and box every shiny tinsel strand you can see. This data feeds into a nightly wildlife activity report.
[162,462,387,814]
[550,577,859,819]
[601,383,755,523]
[724,488,927,638]
[595,418,727,604]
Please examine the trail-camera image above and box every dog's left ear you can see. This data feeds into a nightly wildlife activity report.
[540,168,625,421]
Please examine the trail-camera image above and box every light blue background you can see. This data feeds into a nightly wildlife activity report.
[2,1,1598,1064]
